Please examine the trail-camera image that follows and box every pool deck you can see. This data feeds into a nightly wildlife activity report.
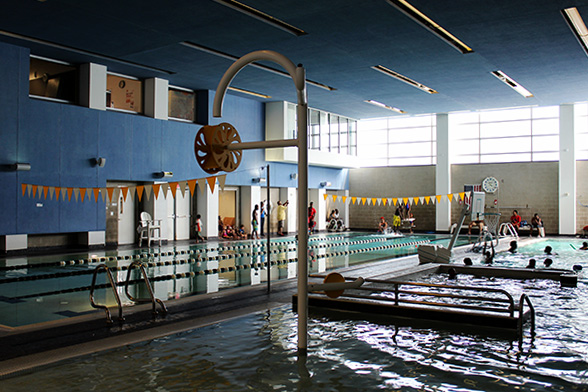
[0,234,563,377]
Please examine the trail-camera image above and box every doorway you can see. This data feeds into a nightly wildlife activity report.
[165,184,191,241]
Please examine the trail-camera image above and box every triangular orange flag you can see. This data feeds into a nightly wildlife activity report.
[136,185,144,202]
[80,188,87,202]
[361,197,367,205]
[382,198,388,205]
[67,187,73,202]
[371,198,377,205]
[436,195,442,203]
[42,186,49,199]
[121,187,129,202]
[425,196,431,204]
[153,184,161,200]
[392,198,398,206]
[459,192,465,201]
[342,196,347,203]
[169,182,178,199]
[323,193,328,201]
[93,188,100,202]
[55,187,61,200]
[32,185,38,198]
[21,183,27,197]
[351,197,357,204]
[188,179,197,196]
[206,176,216,193]
[447,194,453,201]
[107,187,114,202]
[403,197,409,205]
[333,195,338,202]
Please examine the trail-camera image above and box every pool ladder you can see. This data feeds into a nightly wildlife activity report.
[89,262,167,324]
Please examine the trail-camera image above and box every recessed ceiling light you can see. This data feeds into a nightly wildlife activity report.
[365,100,406,114]
[386,0,473,54]
[491,71,533,98]
[371,65,438,94]
[214,0,307,37]
[562,7,588,56]
[228,86,271,99]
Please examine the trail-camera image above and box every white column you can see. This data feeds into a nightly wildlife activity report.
[559,104,576,235]
[241,186,261,234]
[197,182,220,238]
[436,113,451,231]
[279,187,297,234]
[145,77,169,120]
[79,63,107,110]
[309,188,327,231]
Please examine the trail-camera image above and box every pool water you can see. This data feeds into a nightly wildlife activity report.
[0,232,461,327]
[3,271,587,391]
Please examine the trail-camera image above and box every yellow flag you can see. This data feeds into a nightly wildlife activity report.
[425,196,430,204]
[459,192,465,201]
[342,196,347,203]
[323,193,328,201]
[382,198,388,205]
[351,197,357,204]
[436,195,442,203]
[333,195,338,202]
[403,197,409,205]
[371,198,377,205]
[361,197,366,205]
[447,193,453,201]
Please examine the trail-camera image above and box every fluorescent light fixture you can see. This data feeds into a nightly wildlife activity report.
[181,42,336,91]
[371,65,438,94]
[228,86,271,99]
[491,71,534,98]
[365,100,406,114]
[214,0,307,37]
[386,0,473,54]
[562,7,588,56]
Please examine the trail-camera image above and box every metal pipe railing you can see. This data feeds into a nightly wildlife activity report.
[89,264,124,324]
[125,261,167,316]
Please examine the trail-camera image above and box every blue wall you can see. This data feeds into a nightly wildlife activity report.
[0,41,348,236]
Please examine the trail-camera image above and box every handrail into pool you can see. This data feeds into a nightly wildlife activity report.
[125,261,167,316]
[310,275,516,317]
[518,293,536,338]
[90,264,124,324]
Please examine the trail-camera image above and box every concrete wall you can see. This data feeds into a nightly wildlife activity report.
[451,162,559,234]
[349,166,436,231]
[577,161,588,233]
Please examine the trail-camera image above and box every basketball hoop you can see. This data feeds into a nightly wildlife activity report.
[482,212,501,237]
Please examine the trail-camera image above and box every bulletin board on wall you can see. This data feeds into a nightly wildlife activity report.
[106,74,143,113]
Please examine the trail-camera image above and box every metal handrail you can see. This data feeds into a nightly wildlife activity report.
[125,261,167,316]
[518,293,535,337]
[311,275,516,317]
[89,264,124,324]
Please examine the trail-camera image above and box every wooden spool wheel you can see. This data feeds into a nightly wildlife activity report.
[194,123,242,174]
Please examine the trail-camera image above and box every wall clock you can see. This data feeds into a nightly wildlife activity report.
[482,176,499,193]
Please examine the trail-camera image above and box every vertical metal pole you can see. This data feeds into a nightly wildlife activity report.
[266,164,271,293]
[296,65,309,356]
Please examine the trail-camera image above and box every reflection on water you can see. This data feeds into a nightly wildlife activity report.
[4,270,588,391]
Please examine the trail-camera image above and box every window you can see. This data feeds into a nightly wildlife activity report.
[305,107,357,155]
[29,55,77,103]
[106,73,143,113]
[168,86,196,122]
[357,115,436,167]
[450,106,559,164]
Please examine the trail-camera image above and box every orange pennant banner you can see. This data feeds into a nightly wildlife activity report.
[93,188,100,203]
[121,187,128,202]
[67,188,73,201]
[153,184,161,200]
[206,177,216,193]
[188,179,197,196]
[136,185,144,202]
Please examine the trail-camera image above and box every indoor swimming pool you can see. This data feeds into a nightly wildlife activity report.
[0,232,460,328]
[2,269,586,391]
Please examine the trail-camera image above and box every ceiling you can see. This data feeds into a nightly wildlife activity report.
[2,0,588,119]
